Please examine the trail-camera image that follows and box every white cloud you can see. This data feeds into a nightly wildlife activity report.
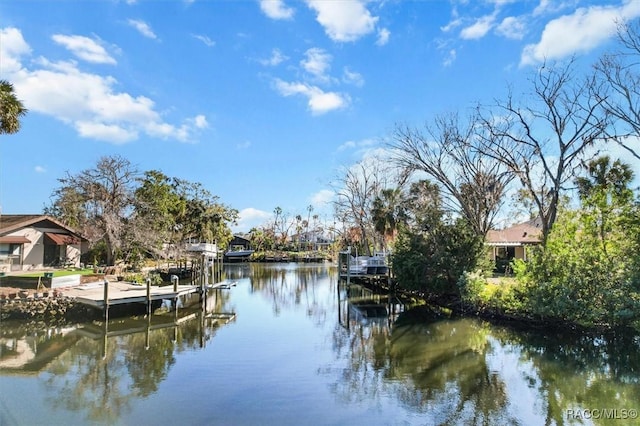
[441,17,463,33]
[52,34,116,64]
[34,165,46,173]
[193,34,215,47]
[233,207,272,233]
[273,79,349,115]
[127,19,158,39]
[259,48,288,66]
[443,48,457,67]
[376,28,390,46]
[301,47,332,80]
[342,67,364,87]
[76,121,138,144]
[520,3,640,66]
[496,16,526,40]
[0,27,31,73]
[191,114,208,129]
[532,0,571,17]
[460,14,496,40]
[310,189,335,208]
[2,27,206,144]
[259,0,294,20]
[305,0,378,42]
[336,138,376,153]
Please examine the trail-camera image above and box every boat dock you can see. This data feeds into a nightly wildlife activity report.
[63,280,199,308]
[61,279,234,320]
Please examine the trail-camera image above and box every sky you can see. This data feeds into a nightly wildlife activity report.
[1,0,640,233]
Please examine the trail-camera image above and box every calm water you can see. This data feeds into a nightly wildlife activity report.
[1,263,639,425]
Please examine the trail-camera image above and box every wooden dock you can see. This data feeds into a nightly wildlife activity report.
[62,279,233,310]
[62,281,194,308]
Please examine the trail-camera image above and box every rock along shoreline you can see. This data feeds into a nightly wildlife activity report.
[0,297,97,323]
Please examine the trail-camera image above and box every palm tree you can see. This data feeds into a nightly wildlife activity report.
[371,188,406,250]
[0,80,27,135]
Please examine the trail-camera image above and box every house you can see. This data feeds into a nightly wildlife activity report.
[0,215,88,272]
[485,218,543,272]
[288,231,333,251]
[227,235,251,251]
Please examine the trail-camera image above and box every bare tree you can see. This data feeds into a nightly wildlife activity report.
[390,112,514,237]
[476,60,608,243]
[49,155,139,265]
[332,155,400,256]
[593,19,640,159]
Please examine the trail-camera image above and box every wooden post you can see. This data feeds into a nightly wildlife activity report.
[103,279,110,322]
[172,274,179,292]
[200,254,206,302]
[146,278,152,316]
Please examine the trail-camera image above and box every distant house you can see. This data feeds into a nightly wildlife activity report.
[227,235,251,251]
[288,231,332,251]
[485,218,543,272]
[0,215,88,272]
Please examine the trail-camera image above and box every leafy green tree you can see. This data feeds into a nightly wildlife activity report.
[0,80,27,135]
[516,157,640,327]
[49,160,237,266]
[170,178,237,249]
[392,181,484,296]
[575,156,634,255]
[131,170,185,262]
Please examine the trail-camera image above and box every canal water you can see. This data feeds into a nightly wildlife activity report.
[1,263,639,425]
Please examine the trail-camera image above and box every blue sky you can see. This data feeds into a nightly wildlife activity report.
[1,0,639,232]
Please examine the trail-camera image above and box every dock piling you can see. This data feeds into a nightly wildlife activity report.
[146,278,152,316]
[103,279,110,322]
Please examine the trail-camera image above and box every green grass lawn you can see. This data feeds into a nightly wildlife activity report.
[17,269,97,278]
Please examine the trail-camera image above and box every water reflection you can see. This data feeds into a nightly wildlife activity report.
[1,265,639,425]
[0,288,234,423]
[247,263,335,321]
[330,276,640,425]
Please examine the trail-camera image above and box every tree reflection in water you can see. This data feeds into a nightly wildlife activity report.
[328,309,516,425]
[3,265,640,425]
[248,263,335,323]
[38,288,233,423]
[327,291,640,426]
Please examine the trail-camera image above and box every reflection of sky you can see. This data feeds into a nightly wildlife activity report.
[485,336,545,425]
[3,265,638,425]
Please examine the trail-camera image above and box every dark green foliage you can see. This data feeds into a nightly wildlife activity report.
[515,157,640,328]
[393,218,484,296]
[0,79,27,134]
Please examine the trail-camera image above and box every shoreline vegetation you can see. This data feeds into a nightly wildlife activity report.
[3,264,638,336]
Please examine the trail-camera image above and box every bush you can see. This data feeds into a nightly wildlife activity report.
[458,270,487,305]
[393,219,484,296]
[122,272,163,285]
[514,211,640,328]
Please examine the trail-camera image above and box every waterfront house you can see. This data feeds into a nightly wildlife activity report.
[485,218,543,272]
[288,230,332,251]
[0,215,88,272]
[227,235,251,251]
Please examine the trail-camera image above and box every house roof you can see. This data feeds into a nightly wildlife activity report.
[0,214,85,240]
[486,218,543,245]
